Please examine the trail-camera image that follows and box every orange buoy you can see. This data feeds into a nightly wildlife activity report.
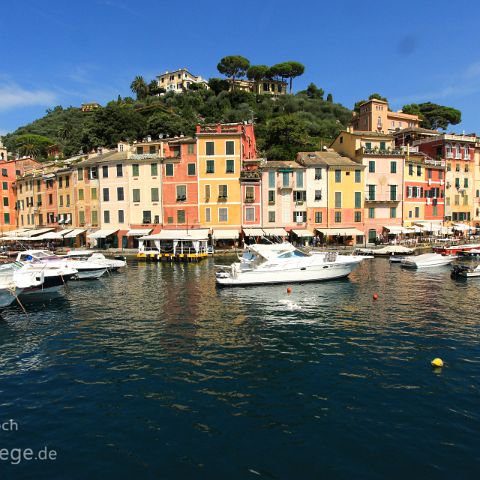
[373,293,379,300]
[287,287,292,295]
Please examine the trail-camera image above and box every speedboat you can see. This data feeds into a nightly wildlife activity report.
[0,263,45,307]
[401,253,455,269]
[16,250,107,280]
[357,245,414,257]
[451,264,480,278]
[389,256,404,263]
[215,243,364,286]
[62,250,126,272]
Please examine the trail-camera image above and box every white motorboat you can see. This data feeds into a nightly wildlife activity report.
[215,243,364,286]
[401,253,455,269]
[357,245,414,257]
[389,256,404,263]
[62,250,126,271]
[0,263,45,307]
[451,264,480,278]
[16,250,107,280]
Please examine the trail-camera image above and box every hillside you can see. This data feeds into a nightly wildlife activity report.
[2,86,352,161]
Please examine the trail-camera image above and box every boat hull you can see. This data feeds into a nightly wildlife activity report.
[73,267,107,280]
[20,273,76,295]
[0,288,22,308]
[216,262,357,286]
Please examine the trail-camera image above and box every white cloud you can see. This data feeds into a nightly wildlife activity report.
[0,83,57,111]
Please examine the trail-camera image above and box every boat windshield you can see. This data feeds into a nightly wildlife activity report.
[278,250,309,259]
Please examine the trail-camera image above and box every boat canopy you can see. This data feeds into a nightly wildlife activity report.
[262,228,288,237]
[87,229,119,239]
[317,228,364,237]
[127,228,153,237]
[292,229,315,237]
[212,229,240,240]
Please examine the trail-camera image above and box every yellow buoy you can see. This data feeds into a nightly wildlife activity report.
[431,358,444,368]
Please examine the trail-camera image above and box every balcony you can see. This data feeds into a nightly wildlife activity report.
[356,147,403,156]
[365,194,402,203]
[244,197,255,203]
[176,195,186,202]
[277,180,293,190]
[240,170,261,181]
[218,195,228,202]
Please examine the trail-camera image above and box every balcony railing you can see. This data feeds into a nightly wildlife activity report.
[365,194,402,202]
[356,147,403,156]
[218,195,228,201]
[240,170,261,181]
[244,197,255,203]
[278,180,293,190]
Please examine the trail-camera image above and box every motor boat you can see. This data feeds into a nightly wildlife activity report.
[389,256,404,263]
[0,263,45,307]
[356,245,414,257]
[215,243,364,286]
[401,253,455,269]
[62,250,126,272]
[451,264,480,278]
[16,250,107,280]
[11,260,77,294]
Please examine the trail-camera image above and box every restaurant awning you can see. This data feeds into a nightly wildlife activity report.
[34,230,74,240]
[243,228,265,236]
[212,229,240,240]
[127,228,153,237]
[292,229,314,237]
[142,229,209,241]
[262,228,288,237]
[64,228,87,239]
[414,221,443,232]
[406,226,422,233]
[87,229,119,239]
[383,225,410,235]
[453,223,475,231]
[1,228,32,237]
[24,228,55,237]
[317,228,364,237]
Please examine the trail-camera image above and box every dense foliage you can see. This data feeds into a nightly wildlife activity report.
[401,102,462,130]
[2,84,352,161]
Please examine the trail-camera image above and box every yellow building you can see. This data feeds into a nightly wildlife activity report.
[56,167,76,228]
[196,124,245,231]
[156,68,209,93]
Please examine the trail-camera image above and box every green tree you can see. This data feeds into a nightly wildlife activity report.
[298,83,324,100]
[246,65,270,82]
[148,80,164,96]
[268,62,292,82]
[402,102,461,130]
[284,61,305,94]
[264,114,311,159]
[130,76,148,100]
[208,78,231,95]
[8,134,54,159]
[217,55,250,90]
[326,93,333,103]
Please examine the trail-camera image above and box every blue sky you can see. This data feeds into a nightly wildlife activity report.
[1,0,479,136]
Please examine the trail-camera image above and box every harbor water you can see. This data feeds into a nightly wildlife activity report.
[0,258,479,479]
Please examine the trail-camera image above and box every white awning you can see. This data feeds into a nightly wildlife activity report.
[1,228,33,237]
[64,228,87,239]
[317,228,364,237]
[23,228,55,237]
[414,221,443,232]
[142,229,209,241]
[292,229,314,237]
[127,228,153,237]
[212,229,240,240]
[34,230,70,240]
[87,229,119,239]
[453,223,474,231]
[243,228,265,236]
[406,226,422,233]
[262,228,288,236]
[383,225,410,235]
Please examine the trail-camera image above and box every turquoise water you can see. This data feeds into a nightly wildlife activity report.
[0,259,479,479]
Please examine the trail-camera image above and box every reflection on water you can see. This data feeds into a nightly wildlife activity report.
[0,258,480,479]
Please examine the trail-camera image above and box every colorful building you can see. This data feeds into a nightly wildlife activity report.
[414,134,476,224]
[161,137,200,231]
[156,68,209,93]
[196,123,256,241]
[352,98,420,134]
[331,130,403,243]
